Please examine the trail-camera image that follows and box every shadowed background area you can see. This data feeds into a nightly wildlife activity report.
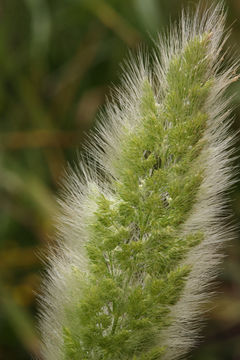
[0,0,240,359]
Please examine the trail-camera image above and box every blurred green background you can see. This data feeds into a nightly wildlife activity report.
[0,0,240,359]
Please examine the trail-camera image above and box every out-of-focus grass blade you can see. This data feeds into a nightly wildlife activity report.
[0,281,40,358]
[134,0,164,33]
[0,168,57,224]
[81,0,141,46]
[24,0,51,58]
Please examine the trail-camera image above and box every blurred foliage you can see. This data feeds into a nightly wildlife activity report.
[0,0,240,359]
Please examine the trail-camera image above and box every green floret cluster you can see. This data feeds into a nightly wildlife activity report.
[63,34,213,360]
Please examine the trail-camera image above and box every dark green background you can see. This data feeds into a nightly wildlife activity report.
[0,0,240,359]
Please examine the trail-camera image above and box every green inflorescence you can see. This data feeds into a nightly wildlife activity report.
[62,34,213,359]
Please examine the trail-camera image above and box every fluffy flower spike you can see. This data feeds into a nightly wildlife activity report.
[39,2,238,360]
